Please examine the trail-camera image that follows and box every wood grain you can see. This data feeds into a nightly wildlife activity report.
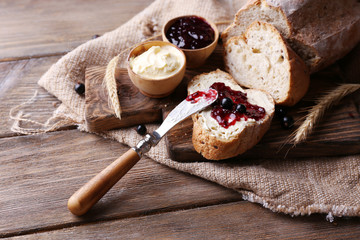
[83,43,360,160]
[0,56,67,138]
[84,44,226,132]
[68,148,141,216]
[0,130,242,237]
[2,1,360,239]
[9,201,360,239]
[165,59,360,161]
[85,67,168,132]
[0,0,154,61]
[166,91,360,161]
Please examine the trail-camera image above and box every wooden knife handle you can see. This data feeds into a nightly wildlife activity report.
[68,148,141,216]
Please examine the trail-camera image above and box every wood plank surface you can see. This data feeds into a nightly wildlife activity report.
[2,0,360,239]
[164,52,360,161]
[0,0,154,61]
[166,86,360,161]
[0,130,242,237]
[0,56,64,138]
[83,44,360,161]
[85,67,167,132]
[84,44,225,132]
[9,202,360,240]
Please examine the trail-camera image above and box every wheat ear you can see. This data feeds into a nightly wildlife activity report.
[104,55,122,119]
[292,84,360,145]
[102,20,230,120]
[103,34,164,120]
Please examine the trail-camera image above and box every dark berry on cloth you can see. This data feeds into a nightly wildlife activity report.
[75,83,85,95]
[136,124,147,135]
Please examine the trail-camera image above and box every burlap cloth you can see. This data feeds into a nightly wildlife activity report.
[27,0,360,219]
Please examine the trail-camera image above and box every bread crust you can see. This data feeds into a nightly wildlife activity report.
[222,0,360,73]
[283,41,310,105]
[221,0,291,42]
[224,21,310,106]
[189,70,275,160]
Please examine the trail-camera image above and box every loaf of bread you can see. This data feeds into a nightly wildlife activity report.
[222,0,360,73]
[224,21,309,106]
[188,69,275,160]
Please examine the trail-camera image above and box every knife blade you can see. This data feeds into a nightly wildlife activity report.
[68,88,218,216]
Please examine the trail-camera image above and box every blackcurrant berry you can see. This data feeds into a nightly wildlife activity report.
[221,97,233,110]
[275,106,288,117]
[92,34,100,39]
[136,124,147,135]
[75,83,85,95]
[280,115,294,129]
[236,104,246,113]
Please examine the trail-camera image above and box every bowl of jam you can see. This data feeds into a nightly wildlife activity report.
[162,15,219,68]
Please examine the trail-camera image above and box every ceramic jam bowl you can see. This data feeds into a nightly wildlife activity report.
[162,15,219,68]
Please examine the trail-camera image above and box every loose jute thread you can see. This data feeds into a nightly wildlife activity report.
[9,91,78,135]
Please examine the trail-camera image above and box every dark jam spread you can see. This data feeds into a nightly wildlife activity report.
[186,88,217,104]
[166,16,215,49]
[210,82,266,129]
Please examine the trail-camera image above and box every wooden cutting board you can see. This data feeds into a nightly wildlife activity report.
[85,46,360,160]
[85,66,170,132]
[165,94,360,161]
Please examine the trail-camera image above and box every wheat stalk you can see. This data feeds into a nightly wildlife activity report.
[102,21,229,120]
[102,19,230,120]
[104,55,122,119]
[102,34,164,120]
[292,84,360,145]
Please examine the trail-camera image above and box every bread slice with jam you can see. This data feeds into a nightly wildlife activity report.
[188,69,275,160]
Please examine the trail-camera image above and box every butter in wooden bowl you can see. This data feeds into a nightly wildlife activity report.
[127,41,186,98]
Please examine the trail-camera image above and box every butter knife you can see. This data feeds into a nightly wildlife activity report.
[68,88,218,216]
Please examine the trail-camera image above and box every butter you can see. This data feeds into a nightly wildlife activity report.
[130,45,184,79]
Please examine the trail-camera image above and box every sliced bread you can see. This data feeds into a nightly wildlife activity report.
[221,0,360,72]
[224,21,309,106]
[188,69,275,160]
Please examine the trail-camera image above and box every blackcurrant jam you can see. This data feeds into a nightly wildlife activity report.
[186,88,217,104]
[209,82,266,128]
[166,16,215,50]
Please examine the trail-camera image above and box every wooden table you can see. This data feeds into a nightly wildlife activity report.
[1,1,360,239]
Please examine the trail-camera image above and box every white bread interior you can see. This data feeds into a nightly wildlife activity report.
[188,69,275,160]
[222,0,291,42]
[224,21,309,106]
[221,0,360,72]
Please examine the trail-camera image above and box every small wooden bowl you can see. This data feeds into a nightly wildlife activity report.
[127,41,186,98]
[162,15,219,68]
